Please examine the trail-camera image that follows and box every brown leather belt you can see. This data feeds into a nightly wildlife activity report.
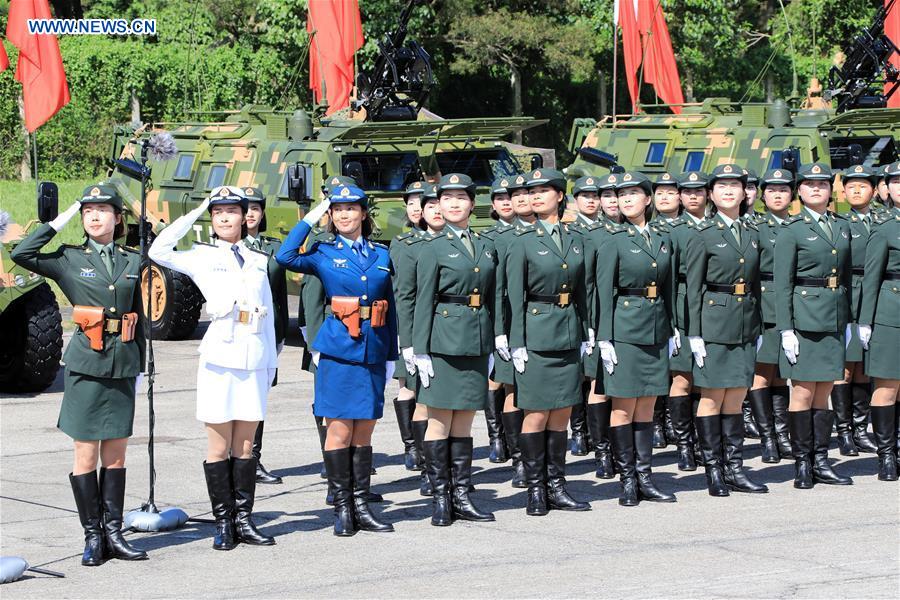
[618,285,658,299]
[759,272,774,281]
[527,292,571,306]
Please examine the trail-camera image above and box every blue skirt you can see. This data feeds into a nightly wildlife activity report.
[314,355,386,419]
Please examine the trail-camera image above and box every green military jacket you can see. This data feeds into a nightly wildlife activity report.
[413,228,496,356]
[389,227,427,349]
[11,223,145,378]
[481,220,517,337]
[859,207,900,328]
[661,215,700,333]
[507,221,588,351]
[245,235,288,345]
[843,208,875,322]
[577,218,619,337]
[685,214,762,344]
[753,212,783,325]
[299,227,333,372]
[595,223,674,345]
[774,209,852,333]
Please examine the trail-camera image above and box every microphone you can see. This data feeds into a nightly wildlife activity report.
[145,131,178,162]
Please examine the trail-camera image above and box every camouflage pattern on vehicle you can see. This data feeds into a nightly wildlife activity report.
[0,212,63,392]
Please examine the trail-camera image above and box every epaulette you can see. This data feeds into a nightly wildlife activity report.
[586,220,608,232]
[514,226,536,236]
[694,219,716,232]
[61,243,87,250]
[395,231,414,242]
[871,211,895,225]
[608,223,628,235]
[117,245,140,253]
[261,235,279,243]
[741,219,758,232]
[651,222,670,234]
[371,241,389,250]
[404,235,423,246]
[247,246,270,257]
[784,214,806,226]
[194,240,217,247]
[830,211,848,221]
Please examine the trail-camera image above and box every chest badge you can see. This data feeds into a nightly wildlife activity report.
[751,240,758,249]
[537,250,549,256]
[333,258,348,268]
[660,244,668,253]
[630,248,642,254]
[573,246,580,254]
[484,250,492,258]
[851,233,861,239]
[841,231,849,239]
[79,268,96,278]
[806,236,819,242]
[448,252,460,258]
[716,243,728,248]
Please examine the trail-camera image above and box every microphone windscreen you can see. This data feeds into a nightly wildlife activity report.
[146,132,178,162]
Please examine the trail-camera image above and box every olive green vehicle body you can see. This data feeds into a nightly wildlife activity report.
[0,215,46,312]
[566,98,900,202]
[106,105,547,296]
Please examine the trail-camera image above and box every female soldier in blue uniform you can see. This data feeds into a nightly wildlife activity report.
[775,163,854,488]
[858,160,900,481]
[685,164,767,496]
[833,165,881,456]
[748,169,795,463]
[412,173,497,526]
[11,183,148,566]
[277,185,399,536]
[595,171,678,507]
[507,168,593,516]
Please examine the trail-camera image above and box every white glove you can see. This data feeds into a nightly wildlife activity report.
[494,335,511,361]
[302,198,331,226]
[300,326,308,343]
[402,347,416,374]
[781,329,800,365]
[755,335,763,352]
[135,372,146,392]
[588,328,596,348]
[312,350,320,366]
[277,342,284,355]
[580,341,593,357]
[667,336,678,358]
[49,200,81,232]
[688,336,707,368]
[511,347,528,373]
[385,360,395,383]
[844,323,853,350]
[599,340,617,374]
[415,354,434,387]
[488,353,495,377]
[858,324,872,350]
[672,329,681,351]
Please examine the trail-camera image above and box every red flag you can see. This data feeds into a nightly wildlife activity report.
[6,0,70,132]
[887,0,900,108]
[0,38,9,73]
[638,0,684,114]
[616,0,642,113]
[307,0,364,115]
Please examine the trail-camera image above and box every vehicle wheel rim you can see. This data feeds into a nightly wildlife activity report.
[141,265,167,323]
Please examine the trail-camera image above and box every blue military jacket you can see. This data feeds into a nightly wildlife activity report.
[277,221,399,365]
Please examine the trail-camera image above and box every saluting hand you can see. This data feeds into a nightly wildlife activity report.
[781,329,800,365]
[49,200,82,232]
[302,198,331,226]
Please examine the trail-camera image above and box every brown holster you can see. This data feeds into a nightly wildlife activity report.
[331,296,362,338]
[370,300,388,328]
[121,312,138,342]
[73,305,105,351]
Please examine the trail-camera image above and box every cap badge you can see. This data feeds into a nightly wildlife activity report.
[340,186,351,197]
[812,165,822,174]
[331,177,340,184]
[533,170,541,179]
[774,170,782,178]
[586,178,594,185]
[663,174,670,180]
[623,173,632,181]
[501,179,509,187]
[450,175,460,184]
[245,187,254,195]
[608,175,616,183]
[689,173,698,181]
[90,187,101,197]
[854,166,863,173]
[723,165,733,174]
[517,176,525,184]
[219,187,229,197]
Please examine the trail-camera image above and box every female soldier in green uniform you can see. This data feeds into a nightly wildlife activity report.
[391,181,429,472]
[413,173,497,526]
[685,164,767,496]
[507,168,592,515]
[599,175,622,224]
[748,169,795,463]
[833,165,881,456]
[595,171,678,506]
[11,183,148,565]
[775,162,854,488]
[858,160,900,481]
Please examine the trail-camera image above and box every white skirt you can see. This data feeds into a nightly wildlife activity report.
[196,361,274,424]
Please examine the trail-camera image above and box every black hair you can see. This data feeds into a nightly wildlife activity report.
[327,205,374,238]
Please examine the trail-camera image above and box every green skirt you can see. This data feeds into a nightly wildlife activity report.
[582,344,599,378]
[693,341,756,389]
[779,331,844,382]
[865,324,900,380]
[418,353,489,410]
[393,358,410,381]
[515,349,581,410]
[668,327,693,373]
[604,342,670,399]
[492,350,515,385]
[60,369,136,441]
[755,325,781,366]
[844,323,865,363]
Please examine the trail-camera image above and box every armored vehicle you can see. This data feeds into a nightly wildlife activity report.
[0,212,63,392]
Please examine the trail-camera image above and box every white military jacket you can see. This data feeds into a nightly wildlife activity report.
[149,202,277,371]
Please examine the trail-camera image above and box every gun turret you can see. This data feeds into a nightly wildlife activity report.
[826,0,899,112]
[352,0,433,122]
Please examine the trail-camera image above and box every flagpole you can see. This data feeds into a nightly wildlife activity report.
[612,22,619,128]
[32,135,38,198]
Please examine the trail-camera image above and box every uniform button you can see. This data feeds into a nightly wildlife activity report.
[801,291,807,296]
[737,297,743,303]
[831,268,837,273]
[623,301,629,307]
[361,275,367,281]
[443,310,449,316]
[362,295,368,300]
[474,267,480,272]
[650,281,656,285]
[562,284,568,289]
[831,249,837,255]
[108,285,115,290]
[651,262,657,268]
[532,309,538,314]
[473,288,479,293]
[709,300,714,305]
[761,286,766,292]
[739,258,745,264]
[738,278,744,283]
[562,263,568,269]
[894,287,898,292]
[472,308,477,313]
[109,307,117,313]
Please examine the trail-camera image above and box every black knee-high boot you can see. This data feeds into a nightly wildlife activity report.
[694,415,729,497]
[485,388,509,463]
[232,457,276,545]
[742,393,761,438]
[351,446,394,532]
[323,448,356,536]
[546,430,590,510]
[520,431,549,516]
[830,383,858,456]
[99,468,148,560]
[633,422,676,502]
[772,385,793,456]
[812,409,853,485]
[569,395,589,456]
[789,410,814,489]
[423,439,452,526]
[412,419,432,496]
[609,424,639,506]
[392,398,420,470]
[871,404,898,481]
[253,421,282,484]
[667,395,697,471]
[586,402,614,479]
[851,382,878,453]
[70,471,106,565]
[747,388,780,463]
[721,414,768,493]
[449,437,495,521]
[203,460,237,550]
[652,396,667,448]
[502,409,527,488]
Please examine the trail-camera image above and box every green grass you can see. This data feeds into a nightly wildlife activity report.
[1,178,96,307]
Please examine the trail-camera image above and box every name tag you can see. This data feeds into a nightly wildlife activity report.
[332,258,348,268]
[79,268,96,278]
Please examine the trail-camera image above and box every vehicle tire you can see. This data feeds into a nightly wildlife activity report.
[0,283,63,393]
[141,263,203,340]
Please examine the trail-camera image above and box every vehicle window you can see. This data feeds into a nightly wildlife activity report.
[278,164,315,199]
[173,154,195,180]
[341,153,421,192]
[645,142,667,165]
[683,151,705,172]
[768,150,783,169]
[435,149,520,186]
[206,164,227,189]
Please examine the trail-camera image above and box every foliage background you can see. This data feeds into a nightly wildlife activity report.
[0,0,883,181]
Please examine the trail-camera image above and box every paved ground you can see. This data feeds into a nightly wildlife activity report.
[1,307,898,598]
